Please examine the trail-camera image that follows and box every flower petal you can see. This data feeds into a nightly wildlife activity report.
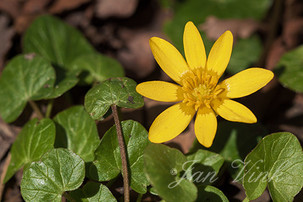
[136,81,183,102]
[212,99,257,123]
[149,102,195,143]
[150,37,189,83]
[207,31,233,77]
[218,68,274,98]
[183,21,206,70]
[194,107,217,148]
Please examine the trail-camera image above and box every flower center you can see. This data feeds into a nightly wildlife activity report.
[181,68,224,111]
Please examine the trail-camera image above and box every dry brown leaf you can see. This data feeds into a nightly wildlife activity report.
[117,31,156,79]
[95,0,138,18]
[49,0,90,14]
[23,0,51,14]
[265,37,287,70]
[0,0,20,19]
[282,18,303,49]
[0,15,15,71]
[199,16,259,40]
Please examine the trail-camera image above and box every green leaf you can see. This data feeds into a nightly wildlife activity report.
[23,15,95,70]
[47,71,79,99]
[54,106,100,162]
[84,77,144,120]
[190,121,267,181]
[144,144,197,202]
[23,15,95,98]
[196,185,228,202]
[70,182,117,202]
[89,120,149,194]
[186,150,224,185]
[243,132,303,201]
[21,148,85,202]
[4,118,55,183]
[228,36,262,74]
[0,54,55,122]
[71,53,124,85]
[276,45,303,93]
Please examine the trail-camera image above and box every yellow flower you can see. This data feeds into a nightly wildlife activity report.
[136,21,273,148]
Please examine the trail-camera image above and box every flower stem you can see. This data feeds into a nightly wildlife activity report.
[111,105,130,202]
[45,99,54,118]
[28,100,44,120]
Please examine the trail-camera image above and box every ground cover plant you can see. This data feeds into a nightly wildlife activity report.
[0,0,303,201]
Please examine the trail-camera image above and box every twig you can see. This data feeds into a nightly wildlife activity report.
[28,100,44,120]
[0,153,11,200]
[111,105,130,202]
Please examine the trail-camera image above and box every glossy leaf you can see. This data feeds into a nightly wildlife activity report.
[276,45,303,93]
[243,132,303,201]
[70,182,117,202]
[4,118,55,183]
[0,55,55,122]
[90,120,149,193]
[186,150,224,185]
[196,185,228,202]
[23,15,96,98]
[47,72,79,99]
[54,106,100,162]
[144,144,197,202]
[23,15,95,69]
[71,53,124,85]
[85,77,144,120]
[21,148,85,202]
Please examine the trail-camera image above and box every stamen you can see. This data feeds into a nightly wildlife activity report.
[181,68,221,110]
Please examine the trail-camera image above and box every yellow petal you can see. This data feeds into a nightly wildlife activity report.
[149,102,195,143]
[183,21,206,69]
[150,37,189,83]
[218,68,274,98]
[212,99,257,123]
[136,81,183,102]
[207,31,233,77]
[194,107,217,148]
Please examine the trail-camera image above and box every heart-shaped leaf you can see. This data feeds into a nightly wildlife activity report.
[186,150,224,185]
[23,15,96,98]
[4,118,55,183]
[70,182,117,202]
[84,77,144,120]
[21,148,85,202]
[89,120,149,194]
[54,106,100,162]
[144,144,197,202]
[243,132,303,201]
[46,71,79,99]
[71,53,124,85]
[275,45,303,93]
[0,54,55,122]
[23,15,95,70]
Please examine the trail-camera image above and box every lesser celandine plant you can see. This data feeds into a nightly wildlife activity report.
[0,15,302,202]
